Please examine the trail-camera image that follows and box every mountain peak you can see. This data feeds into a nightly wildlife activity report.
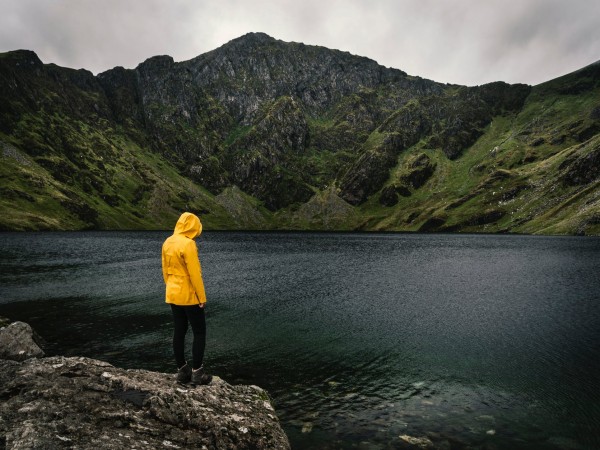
[232,32,276,44]
[218,32,277,51]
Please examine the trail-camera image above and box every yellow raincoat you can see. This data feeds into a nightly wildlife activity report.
[162,212,206,305]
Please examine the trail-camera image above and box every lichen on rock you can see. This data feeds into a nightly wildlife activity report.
[0,322,290,449]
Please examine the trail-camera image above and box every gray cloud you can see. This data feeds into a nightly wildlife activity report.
[1,0,598,85]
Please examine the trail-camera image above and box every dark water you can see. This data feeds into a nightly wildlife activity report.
[1,231,599,449]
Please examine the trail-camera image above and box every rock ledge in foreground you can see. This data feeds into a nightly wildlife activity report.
[0,355,290,449]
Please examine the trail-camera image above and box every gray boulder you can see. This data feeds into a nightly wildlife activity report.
[0,321,45,361]
[0,356,290,449]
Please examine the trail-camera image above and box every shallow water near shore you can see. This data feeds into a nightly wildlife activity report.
[1,231,599,449]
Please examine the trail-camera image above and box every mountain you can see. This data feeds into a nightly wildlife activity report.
[1,33,599,234]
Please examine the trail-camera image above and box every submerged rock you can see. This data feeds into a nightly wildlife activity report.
[398,434,434,449]
[0,321,290,449]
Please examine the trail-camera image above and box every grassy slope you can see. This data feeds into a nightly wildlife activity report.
[1,53,598,234]
[328,82,600,235]
[0,125,240,231]
[2,84,597,234]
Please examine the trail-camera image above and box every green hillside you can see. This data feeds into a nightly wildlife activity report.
[0,36,598,234]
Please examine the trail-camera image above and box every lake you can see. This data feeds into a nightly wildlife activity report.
[0,231,599,449]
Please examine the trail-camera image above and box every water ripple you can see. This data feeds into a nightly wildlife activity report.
[1,231,599,449]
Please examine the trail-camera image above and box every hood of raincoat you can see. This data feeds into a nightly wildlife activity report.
[173,212,202,239]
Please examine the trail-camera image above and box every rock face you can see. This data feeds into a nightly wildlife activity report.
[225,96,313,210]
[0,323,290,449]
[0,321,45,361]
[559,138,600,186]
[183,32,413,122]
[399,153,436,189]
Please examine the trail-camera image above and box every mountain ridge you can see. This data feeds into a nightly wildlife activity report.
[1,33,599,234]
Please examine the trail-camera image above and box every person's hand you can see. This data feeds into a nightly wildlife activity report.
[199,303,206,309]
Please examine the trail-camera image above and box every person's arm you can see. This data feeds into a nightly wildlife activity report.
[161,243,168,284]
[184,240,207,305]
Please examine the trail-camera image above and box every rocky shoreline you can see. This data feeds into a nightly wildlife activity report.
[0,319,290,449]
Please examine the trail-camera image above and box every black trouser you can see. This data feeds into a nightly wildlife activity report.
[170,304,206,370]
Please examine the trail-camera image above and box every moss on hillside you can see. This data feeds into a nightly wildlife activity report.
[0,42,598,234]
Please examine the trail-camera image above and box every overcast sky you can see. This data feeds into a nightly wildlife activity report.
[1,0,599,86]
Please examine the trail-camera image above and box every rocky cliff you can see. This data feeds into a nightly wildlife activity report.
[1,33,599,234]
[0,320,290,449]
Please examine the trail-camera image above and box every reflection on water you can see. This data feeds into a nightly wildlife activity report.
[1,231,599,449]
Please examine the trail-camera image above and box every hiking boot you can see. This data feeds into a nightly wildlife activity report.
[191,366,212,386]
[176,363,192,384]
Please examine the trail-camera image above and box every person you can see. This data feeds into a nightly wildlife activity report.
[162,212,212,385]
